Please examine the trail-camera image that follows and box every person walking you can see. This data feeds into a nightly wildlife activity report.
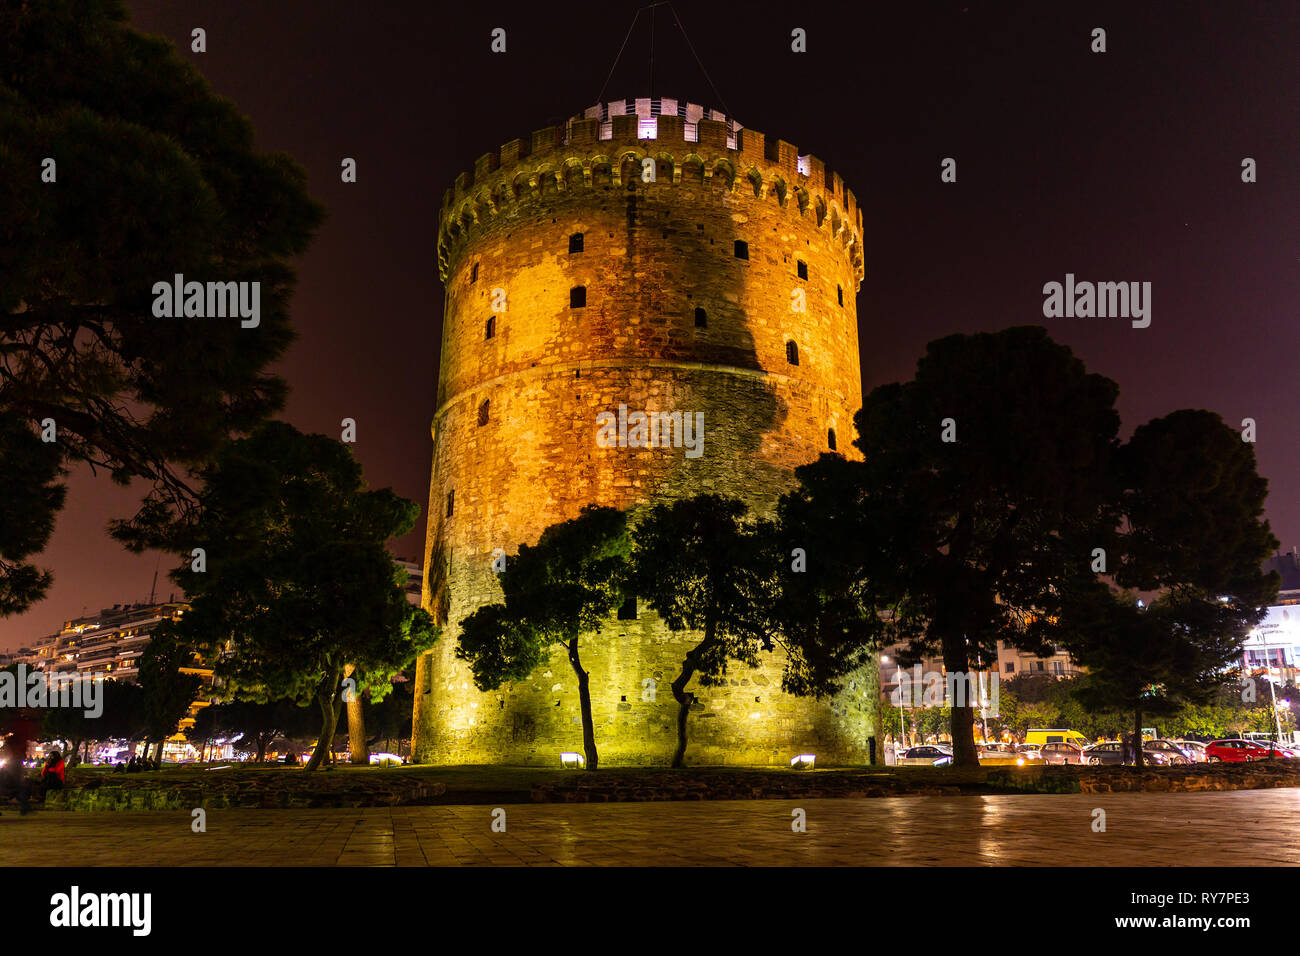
[1,712,39,815]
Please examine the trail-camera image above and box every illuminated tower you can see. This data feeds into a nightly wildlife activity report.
[413,97,872,765]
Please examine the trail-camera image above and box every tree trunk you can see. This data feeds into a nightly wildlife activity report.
[306,667,343,771]
[1133,707,1144,769]
[566,637,598,770]
[873,686,885,766]
[344,663,368,765]
[670,627,715,769]
[941,630,980,768]
[256,735,267,763]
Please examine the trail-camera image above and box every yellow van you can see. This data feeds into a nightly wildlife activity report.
[1025,728,1089,747]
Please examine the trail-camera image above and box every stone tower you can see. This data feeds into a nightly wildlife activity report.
[413,97,873,766]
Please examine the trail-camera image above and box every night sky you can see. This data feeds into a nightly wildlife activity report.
[2,0,1296,650]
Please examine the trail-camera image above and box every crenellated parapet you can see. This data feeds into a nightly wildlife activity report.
[436,96,865,285]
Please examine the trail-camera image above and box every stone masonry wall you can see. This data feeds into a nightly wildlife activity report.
[412,104,873,766]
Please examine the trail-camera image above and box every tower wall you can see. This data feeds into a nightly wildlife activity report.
[413,101,874,766]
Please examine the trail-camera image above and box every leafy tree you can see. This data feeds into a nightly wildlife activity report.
[363,673,414,754]
[791,328,1120,767]
[136,629,202,762]
[630,495,771,767]
[0,416,65,614]
[759,457,905,763]
[1062,411,1278,767]
[188,698,313,762]
[457,507,629,770]
[0,0,323,610]
[766,457,896,699]
[164,422,437,770]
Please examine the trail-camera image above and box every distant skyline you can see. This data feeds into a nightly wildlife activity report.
[4,0,1297,649]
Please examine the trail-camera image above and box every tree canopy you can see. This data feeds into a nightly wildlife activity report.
[0,0,323,612]
[457,506,630,769]
[161,422,437,770]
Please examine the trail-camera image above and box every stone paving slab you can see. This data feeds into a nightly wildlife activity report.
[2,789,1298,866]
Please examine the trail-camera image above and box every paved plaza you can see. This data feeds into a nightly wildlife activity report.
[3,790,1297,866]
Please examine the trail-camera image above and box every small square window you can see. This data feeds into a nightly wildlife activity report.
[694,307,707,328]
[796,260,807,280]
[570,286,586,308]
[485,316,495,340]
[1005,662,1015,673]
[733,240,748,260]
[617,596,637,620]
[569,232,584,253]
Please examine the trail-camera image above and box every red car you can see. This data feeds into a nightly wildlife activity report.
[1205,739,1287,762]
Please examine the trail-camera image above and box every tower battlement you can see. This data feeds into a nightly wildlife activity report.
[437,96,864,284]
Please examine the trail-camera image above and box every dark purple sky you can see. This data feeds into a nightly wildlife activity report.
[3,0,1297,649]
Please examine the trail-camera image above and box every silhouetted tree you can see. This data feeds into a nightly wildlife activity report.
[1062,410,1279,767]
[457,507,629,770]
[165,422,437,770]
[790,328,1120,767]
[137,630,202,762]
[0,0,323,611]
[630,495,770,767]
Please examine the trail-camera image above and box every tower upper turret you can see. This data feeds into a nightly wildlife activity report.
[436,95,864,286]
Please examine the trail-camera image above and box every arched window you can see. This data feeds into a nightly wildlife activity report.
[570,286,586,308]
[485,316,495,340]
[694,307,707,328]
[786,340,799,366]
[477,399,490,427]
[828,428,837,451]
[569,232,584,253]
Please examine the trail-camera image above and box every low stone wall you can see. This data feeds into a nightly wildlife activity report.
[530,760,1300,802]
[23,759,1300,810]
[1070,760,1300,794]
[37,768,446,811]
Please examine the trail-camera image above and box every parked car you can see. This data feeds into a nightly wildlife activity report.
[1144,739,1191,765]
[898,745,953,767]
[1173,740,1208,762]
[1014,744,1044,761]
[976,745,1026,766]
[1205,739,1276,762]
[1083,741,1127,765]
[1246,740,1300,759]
[1040,741,1085,765]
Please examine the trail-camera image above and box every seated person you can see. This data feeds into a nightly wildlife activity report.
[41,750,66,790]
